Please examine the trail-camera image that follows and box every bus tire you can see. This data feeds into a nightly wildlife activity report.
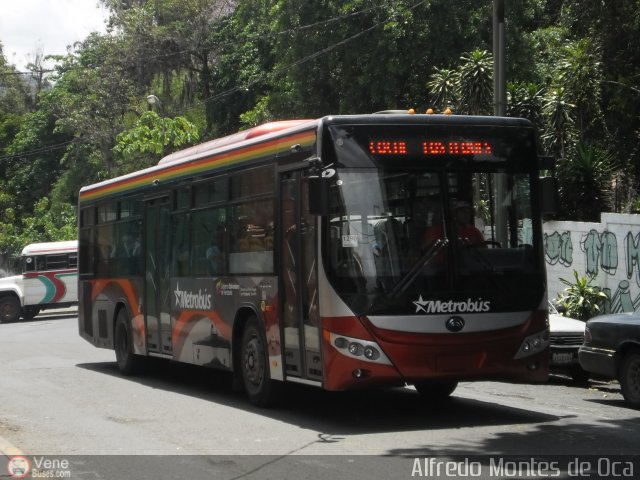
[414,380,458,400]
[22,306,41,321]
[0,295,21,323]
[240,315,280,407]
[114,309,141,376]
[619,349,640,408]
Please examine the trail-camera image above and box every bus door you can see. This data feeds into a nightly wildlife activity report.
[279,170,322,382]
[144,196,173,356]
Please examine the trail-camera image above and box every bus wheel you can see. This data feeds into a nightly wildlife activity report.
[619,350,640,408]
[114,309,141,375]
[22,306,41,321]
[0,295,21,323]
[414,380,458,400]
[240,315,279,407]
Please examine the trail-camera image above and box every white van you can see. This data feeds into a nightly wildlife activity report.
[0,241,78,322]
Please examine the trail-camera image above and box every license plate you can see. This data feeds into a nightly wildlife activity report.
[552,352,575,365]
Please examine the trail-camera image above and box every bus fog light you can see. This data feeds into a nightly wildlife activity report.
[515,330,549,359]
[348,342,363,356]
[352,368,369,379]
[528,361,539,371]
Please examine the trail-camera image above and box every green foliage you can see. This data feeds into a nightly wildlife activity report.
[557,270,609,321]
[557,143,617,221]
[457,49,493,115]
[507,82,544,125]
[2,0,640,242]
[426,68,458,112]
[0,198,76,257]
[114,111,200,172]
[541,87,576,160]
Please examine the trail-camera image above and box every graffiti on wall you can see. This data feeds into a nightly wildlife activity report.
[544,228,640,313]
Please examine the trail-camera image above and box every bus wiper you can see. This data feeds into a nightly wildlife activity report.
[457,238,505,289]
[387,238,448,299]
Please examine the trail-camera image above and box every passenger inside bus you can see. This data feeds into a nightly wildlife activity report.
[424,201,484,247]
[206,228,224,275]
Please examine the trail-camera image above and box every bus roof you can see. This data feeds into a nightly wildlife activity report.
[21,240,78,256]
[158,119,314,166]
[79,118,320,204]
[78,114,534,205]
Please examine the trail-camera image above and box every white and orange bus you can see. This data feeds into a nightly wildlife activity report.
[0,240,78,322]
[78,113,554,406]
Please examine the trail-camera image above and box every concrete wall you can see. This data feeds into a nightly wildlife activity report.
[544,213,640,313]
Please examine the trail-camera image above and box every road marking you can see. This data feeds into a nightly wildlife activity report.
[0,435,24,457]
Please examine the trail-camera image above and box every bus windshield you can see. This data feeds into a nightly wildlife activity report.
[322,123,545,316]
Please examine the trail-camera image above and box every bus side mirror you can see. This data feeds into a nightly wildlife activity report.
[539,176,558,214]
[308,176,329,216]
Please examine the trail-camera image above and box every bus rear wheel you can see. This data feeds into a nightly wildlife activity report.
[114,309,141,375]
[0,295,21,323]
[414,380,458,400]
[240,315,279,407]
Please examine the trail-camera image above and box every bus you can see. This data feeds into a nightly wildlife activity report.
[78,113,554,406]
[0,240,78,323]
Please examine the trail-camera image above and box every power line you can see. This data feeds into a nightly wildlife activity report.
[0,140,74,163]
[204,0,428,104]
[1,2,393,77]
[0,1,428,164]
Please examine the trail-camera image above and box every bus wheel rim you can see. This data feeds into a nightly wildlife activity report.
[244,336,263,387]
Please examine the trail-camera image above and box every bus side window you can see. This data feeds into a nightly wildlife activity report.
[68,253,78,269]
[35,256,46,271]
[229,201,274,274]
[24,256,35,273]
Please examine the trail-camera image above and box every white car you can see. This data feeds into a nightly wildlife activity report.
[548,302,589,382]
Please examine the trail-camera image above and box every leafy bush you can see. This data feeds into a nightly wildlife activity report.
[556,270,608,320]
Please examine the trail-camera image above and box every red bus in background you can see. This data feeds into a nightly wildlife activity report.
[78,113,553,406]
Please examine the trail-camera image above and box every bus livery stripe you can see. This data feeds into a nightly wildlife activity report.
[80,130,316,203]
[32,272,73,303]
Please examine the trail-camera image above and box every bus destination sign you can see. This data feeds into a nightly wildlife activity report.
[369,140,493,156]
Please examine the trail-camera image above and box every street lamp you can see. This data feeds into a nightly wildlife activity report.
[146,94,162,112]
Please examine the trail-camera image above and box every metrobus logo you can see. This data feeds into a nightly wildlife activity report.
[413,295,491,314]
[173,283,212,310]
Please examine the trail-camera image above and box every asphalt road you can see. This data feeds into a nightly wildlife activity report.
[1,311,639,479]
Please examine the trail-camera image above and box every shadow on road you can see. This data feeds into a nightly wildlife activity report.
[77,358,561,436]
[75,359,640,456]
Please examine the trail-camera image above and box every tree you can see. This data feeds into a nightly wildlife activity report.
[507,82,544,126]
[556,38,606,142]
[114,110,200,172]
[541,87,576,161]
[457,49,493,115]
[557,143,617,221]
[426,68,458,113]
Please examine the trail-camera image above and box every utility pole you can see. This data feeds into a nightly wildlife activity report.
[493,0,506,117]
[493,0,507,245]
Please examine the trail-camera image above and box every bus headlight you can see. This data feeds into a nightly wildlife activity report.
[514,331,549,359]
[364,346,379,360]
[327,332,392,365]
[348,342,363,356]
